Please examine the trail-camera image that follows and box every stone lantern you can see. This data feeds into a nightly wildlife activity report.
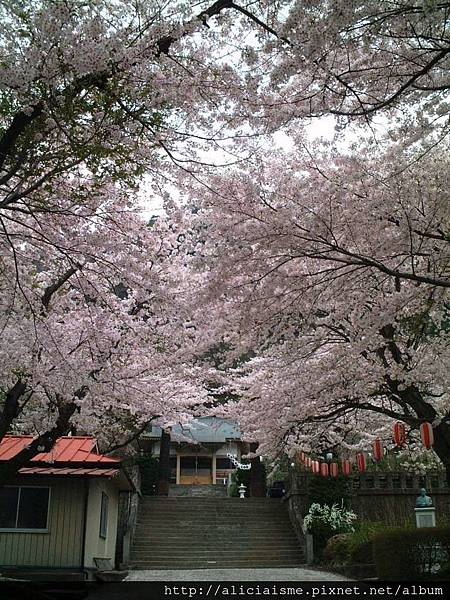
[238,483,247,499]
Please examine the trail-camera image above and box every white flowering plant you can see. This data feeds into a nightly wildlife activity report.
[303,503,357,537]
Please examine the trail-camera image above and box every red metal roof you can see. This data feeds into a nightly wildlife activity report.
[18,466,120,478]
[0,436,120,465]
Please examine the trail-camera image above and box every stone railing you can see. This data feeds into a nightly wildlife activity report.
[286,470,450,537]
[289,469,448,493]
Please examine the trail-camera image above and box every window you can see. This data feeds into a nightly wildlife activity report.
[99,492,109,538]
[216,457,233,470]
[0,486,50,531]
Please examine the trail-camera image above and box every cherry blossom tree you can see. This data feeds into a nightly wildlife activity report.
[0,174,211,484]
[162,0,450,476]
[179,134,450,479]
[0,0,285,482]
[2,0,449,483]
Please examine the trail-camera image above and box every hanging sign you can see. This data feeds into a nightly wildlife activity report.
[227,453,251,470]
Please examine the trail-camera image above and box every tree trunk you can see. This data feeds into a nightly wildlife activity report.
[0,379,27,440]
[432,422,450,487]
[249,442,266,497]
[0,402,77,489]
[157,429,171,496]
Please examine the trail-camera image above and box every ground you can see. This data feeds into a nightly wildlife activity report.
[125,567,349,581]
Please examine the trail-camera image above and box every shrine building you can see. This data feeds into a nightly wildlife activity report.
[140,417,246,486]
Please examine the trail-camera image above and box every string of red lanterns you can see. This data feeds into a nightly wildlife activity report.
[294,421,433,479]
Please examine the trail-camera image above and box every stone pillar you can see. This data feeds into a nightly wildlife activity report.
[249,442,266,497]
[176,453,181,485]
[157,429,171,496]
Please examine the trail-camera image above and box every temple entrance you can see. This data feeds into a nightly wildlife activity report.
[179,455,213,484]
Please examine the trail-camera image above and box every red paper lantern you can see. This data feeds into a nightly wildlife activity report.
[357,452,367,473]
[320,462,329,477]
[393,422,406,447]
[312,460,320,474]
[373,438,384,462]
[330,463,338,477]
[306,457,312,468]
[420,422,434,449]
[300,451,305,463]
[341,459,352,477]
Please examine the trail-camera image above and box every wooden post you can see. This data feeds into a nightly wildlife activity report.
[249,442,266,497]
[157,429,171,496]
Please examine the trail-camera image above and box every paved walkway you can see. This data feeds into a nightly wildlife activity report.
[125,567,349,581]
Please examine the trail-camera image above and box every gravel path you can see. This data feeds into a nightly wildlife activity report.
[125,567,349,581]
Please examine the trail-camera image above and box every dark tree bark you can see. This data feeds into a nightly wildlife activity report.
[0,401,78,489]
[430,423,450,487]
[0,379,27,440]
[157,429,171,496]
[249,442,266,497]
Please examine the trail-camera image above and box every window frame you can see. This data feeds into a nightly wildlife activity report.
[0,485,51,533]
[99,491,109,539]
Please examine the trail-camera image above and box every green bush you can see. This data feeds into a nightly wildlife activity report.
[347,522,388,564]
[373,527,450,580]
[322,533,352,564]
[308,475,352,508]
[303,503,357,559]
[323,522,388,565]
[229,466,251,497]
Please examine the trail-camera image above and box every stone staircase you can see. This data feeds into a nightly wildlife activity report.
[130,497,304,569]
[169,484,228,497]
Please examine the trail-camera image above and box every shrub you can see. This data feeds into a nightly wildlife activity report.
[308,475,352,508]
[322,533,352,564]
[229,467,251,497]
[323,522,387,566]
[303,503,357,558]
[347,521,388,564]
[373,527,450,580]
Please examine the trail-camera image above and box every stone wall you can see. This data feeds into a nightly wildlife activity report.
[286,470,450,534]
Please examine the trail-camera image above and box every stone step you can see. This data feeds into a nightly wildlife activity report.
[129,560,303,569]
[133,531,297,539]
[133,548,301,556]
[131,547,301,555]
[134,523,295,530]
[138,514,290,527]
[169,485,229,497]
[133,538,300,546]
[139,498,284,504]
[132,547,301,555]
[130,494,299,569]
[138,512,288,517]
[133,532,299,540]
